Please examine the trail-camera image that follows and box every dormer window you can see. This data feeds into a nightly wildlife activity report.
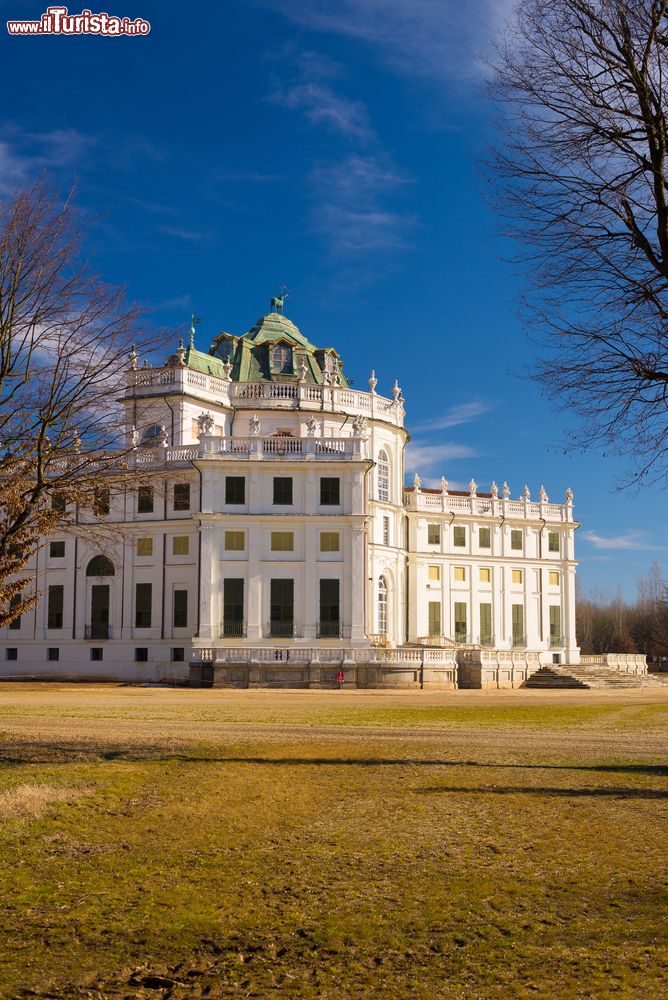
[272,344,292,373]
[324,354,336,374]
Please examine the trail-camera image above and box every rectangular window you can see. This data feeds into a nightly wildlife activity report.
[174,483,191,511]
[320,532,340,552]
[173,590,188,628]
[479,567,491,583]
[47,585,64,629]
[135,647,148,662]
[172,536,189,556]
[135,583,152,628]
[548,531,560,553]
[550,605,562,645]
[51,493,66,513]
[271,531,294,552]
[511,529,523,550]
[319,579,340,637]
[137,486,154,514]
[454,566,466,582]
[512,569,523,584]
[136,537,153,557]
[49,541,65,558]
[225,476,246,505]
[90,648,103,662]
[453,526,466,547]
[270,578,294,636]
[383,516,390,546]
[427,524,441,545]
[320,477,340,506]
[479,527,491,548]
[512,604,525,646]
[273,477,293,505]
[47,647,59,662]
[479,603,493,645]
[428,601,441,637]
[171,647,185,662]
[454,602,467,642]
[549,571,560,586]
[224,530,245,552]
[93,487,110,516]
[428,565,440,581]
[8,594,21,630]
[6,648,17,661]
[223,578,244,636]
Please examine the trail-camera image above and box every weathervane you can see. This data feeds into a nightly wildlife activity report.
[270,286,290,313]
[189,313,202,349]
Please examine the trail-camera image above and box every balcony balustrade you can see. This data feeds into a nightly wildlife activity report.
[267,621,300,638]
[219,621,246,639]
[127,367,405,427]
[317,622,342,639]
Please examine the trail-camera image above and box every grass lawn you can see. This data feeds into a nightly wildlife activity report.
[0,685,666,999]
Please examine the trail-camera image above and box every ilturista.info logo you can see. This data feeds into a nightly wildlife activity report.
[7,6,151,35]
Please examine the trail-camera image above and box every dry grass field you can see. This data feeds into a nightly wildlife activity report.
[0,684,666,999]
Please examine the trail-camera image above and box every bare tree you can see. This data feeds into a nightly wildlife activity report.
[0,180,153,627]
[488,0,668,484]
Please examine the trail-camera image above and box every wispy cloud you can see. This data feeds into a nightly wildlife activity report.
[158,226,214,243]
[127,196,180,216]
[405,441,475,473]
[414,401,494,432]
[267,46,374,140]
[0,127,94,196]
[259,0,517,85]
[270,80,373,139]
[581,531,667,552]
[145,293,193,313]
[310,154,414,255]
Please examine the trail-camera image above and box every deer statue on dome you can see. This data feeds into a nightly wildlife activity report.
[270,287,290,313]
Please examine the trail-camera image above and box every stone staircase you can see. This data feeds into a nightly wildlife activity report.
[524,664,668,690]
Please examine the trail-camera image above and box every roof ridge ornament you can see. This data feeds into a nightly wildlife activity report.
[189,313,202,350]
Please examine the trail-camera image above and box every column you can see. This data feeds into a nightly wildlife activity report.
[198,521,215,640]
[350,522,366,642]
[303,523,317,640]
[246,517,262,641]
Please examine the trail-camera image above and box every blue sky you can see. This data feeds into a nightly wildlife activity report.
[1,0,665,596]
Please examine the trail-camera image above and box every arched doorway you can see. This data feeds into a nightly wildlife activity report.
[86,556,115,640]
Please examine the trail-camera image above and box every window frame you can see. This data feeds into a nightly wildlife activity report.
[173,483,191,512]
[137,485,154,514]
[320,477,341,506]
[273,477,293,506]
[270,531,295,552]
[319,532,340,553]
[225,476,246,505]
[224,530,245,552]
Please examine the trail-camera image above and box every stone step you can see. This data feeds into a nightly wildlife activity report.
[524,665,653,690]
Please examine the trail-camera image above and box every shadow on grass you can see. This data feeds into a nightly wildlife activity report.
[0,742,666,780]
[415,785,668,799]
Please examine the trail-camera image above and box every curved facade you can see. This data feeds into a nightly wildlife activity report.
[0,306,579,688]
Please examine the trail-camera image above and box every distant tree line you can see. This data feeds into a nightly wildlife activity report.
[576,562,668,659]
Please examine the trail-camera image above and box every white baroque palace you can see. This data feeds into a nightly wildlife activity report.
[0,306,580,689]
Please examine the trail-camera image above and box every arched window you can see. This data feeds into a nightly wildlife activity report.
[272,345,292,373]
[141,425,163,447]
[378,577,388,635]
[86,555,115,577]
[377,449,390,502]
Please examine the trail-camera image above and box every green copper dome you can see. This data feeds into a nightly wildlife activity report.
[206,308,348,387]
